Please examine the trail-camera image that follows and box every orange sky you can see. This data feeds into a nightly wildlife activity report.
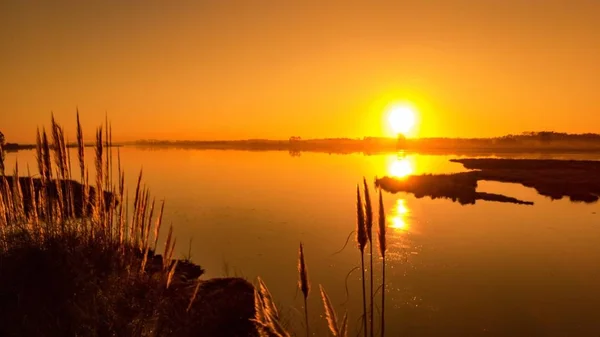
[1,1,599,143]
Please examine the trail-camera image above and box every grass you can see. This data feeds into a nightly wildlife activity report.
[356,185,369,337]
[0,113,256,337]
[363,178,375,337]
[377,189,387,337]
[298,242,310,337]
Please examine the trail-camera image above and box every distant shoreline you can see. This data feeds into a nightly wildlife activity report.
[4,143,121,152]
[7,133,600,155]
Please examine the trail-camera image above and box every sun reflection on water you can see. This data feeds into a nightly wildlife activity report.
[387,156,414,178]
[390,198,410,232]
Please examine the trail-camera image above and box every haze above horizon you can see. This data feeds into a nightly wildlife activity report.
[1,1,600,143]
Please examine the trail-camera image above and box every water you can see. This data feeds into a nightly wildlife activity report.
[5,148,600,336]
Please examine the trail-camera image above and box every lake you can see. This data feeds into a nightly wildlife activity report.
[5,148,600,336]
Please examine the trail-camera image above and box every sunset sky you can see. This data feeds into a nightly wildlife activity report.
[1,1,599,143]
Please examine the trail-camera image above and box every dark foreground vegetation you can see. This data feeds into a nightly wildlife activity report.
[376,158,600,204]
[0,115,256,337]
[0,231,255,337]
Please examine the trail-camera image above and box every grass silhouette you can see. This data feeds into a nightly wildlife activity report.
[0,114,255,337]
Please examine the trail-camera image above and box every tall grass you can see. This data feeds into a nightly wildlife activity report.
[0,111,172,257]
[356,185,368,336]
[363,178,374,337]
[0,140,5,176]
[298,242,311,337]
[320,285,348,337]
[378,189,387,337]
[0,114,247,337]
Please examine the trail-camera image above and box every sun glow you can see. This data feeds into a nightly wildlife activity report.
[387,104,417,136]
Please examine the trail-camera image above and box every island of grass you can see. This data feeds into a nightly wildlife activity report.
[376,158,600,205]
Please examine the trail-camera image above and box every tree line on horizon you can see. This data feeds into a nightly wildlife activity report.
[3,129,600,148]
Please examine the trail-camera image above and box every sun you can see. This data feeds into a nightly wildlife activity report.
[387,105,417,136]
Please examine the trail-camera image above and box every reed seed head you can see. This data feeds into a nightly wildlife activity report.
[298,242,310,299]
[378,189,387,256]
[356,185,367,251]
[363,177,373,243]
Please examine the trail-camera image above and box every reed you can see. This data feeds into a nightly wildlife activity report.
[253,277,290,337]
[363,178,374,336]
[298,242,311,337]
[319,285,348,337]
[166,260,179,288]
[187,275,203,312]
[377,189,387,337]
[356,185,368,337]
[0,141,5,176]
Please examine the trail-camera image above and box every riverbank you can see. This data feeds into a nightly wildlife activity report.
[0,230,256,337]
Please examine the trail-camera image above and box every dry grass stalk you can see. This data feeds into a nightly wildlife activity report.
[27,168,39,229]
[117,171,125,245]
[131,170,143,245]
[66,144,76,220]
[298,242,310,337]
[319,285,348,337]
[320,285,338,336]
[377,189,387,337]
[0,141,5,176]
[35,128,43,179]
[163,224,173,271]
[76,110,85,181]
[139,191,151,249]
[2,178,14,223]
[153,201,165,251]
[123,190,129,250]
[167,238,176,264]
[253,277,290,337]
[186,275,202,312]
[363,178,375,337]
[104,115,110,193]
[76,113,89,221]
[50,114,65,179]
[356,185,368,337]
[139,198,155,272]
[109,122,113,191]
[0,193,5,247]
[254,286,266,323]
[257,277,279,320]
[42,129,52,182]
[166,260,178,289]
[144,198,155,251]
[12,163,24,221]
